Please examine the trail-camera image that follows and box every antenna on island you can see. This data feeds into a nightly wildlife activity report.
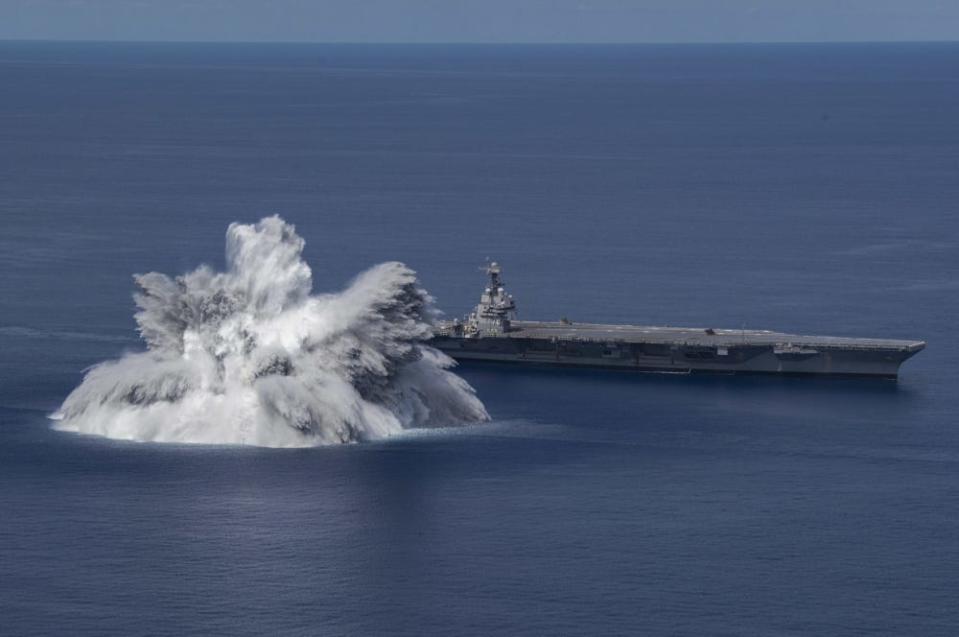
[465,259,515,336]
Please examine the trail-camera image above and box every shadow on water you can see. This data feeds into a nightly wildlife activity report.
[453,359,927,439]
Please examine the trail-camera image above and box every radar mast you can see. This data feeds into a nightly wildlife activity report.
[465,261,516,336]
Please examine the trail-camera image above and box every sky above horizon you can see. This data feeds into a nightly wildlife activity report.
[1,0,958,44]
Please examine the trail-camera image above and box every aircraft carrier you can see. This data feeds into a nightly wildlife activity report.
[431,263,925,379]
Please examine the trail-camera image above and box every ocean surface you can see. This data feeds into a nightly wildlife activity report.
[1,41,958,635]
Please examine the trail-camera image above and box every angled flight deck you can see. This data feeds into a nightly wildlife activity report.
[431,263,924,378]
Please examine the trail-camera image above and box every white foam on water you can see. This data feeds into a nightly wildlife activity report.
[52,216,488,447]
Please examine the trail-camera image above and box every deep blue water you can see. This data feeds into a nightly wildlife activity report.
[1,42,958,636]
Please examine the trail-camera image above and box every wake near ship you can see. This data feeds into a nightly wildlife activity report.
[432,262,925,379]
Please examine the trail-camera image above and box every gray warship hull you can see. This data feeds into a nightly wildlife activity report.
[432,320,924,378]
[432,263,925,379]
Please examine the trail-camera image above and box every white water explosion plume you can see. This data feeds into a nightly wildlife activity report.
[54,216,488,446]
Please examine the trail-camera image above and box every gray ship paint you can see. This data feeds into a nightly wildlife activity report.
[433,263,925,378]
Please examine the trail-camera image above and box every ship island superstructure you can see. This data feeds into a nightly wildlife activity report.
[431,262,925,378]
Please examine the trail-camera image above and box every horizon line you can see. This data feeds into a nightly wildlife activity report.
[2,37,958,47]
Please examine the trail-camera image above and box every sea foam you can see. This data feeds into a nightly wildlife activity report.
[53,216,488,447]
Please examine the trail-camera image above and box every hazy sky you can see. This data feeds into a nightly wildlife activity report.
[1,0,958,43]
